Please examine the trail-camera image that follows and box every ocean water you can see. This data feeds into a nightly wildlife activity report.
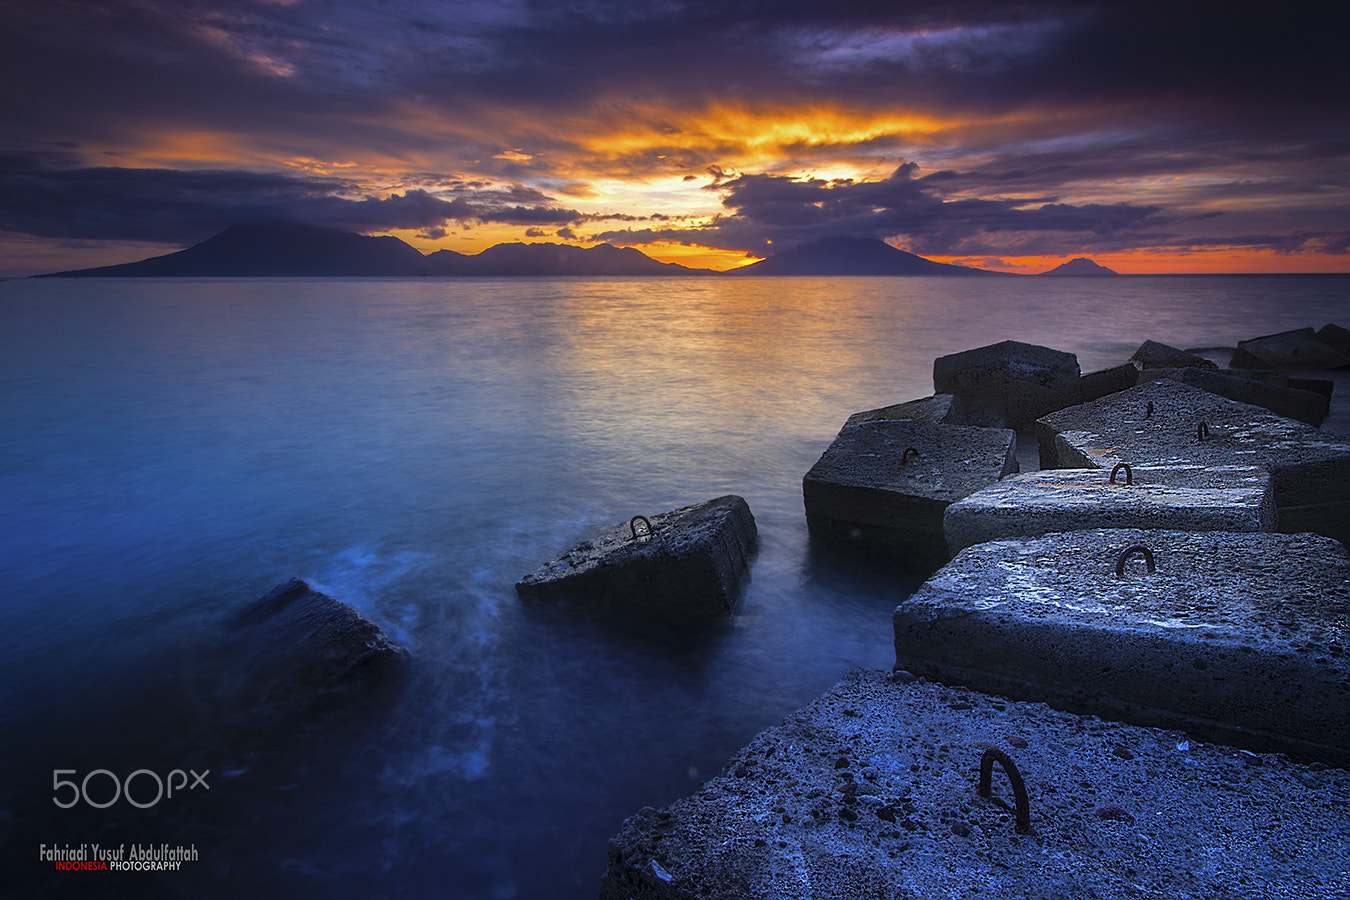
[2,274,1347,898]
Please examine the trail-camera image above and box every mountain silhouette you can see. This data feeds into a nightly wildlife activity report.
[40,224,713,277]
[1041,257,1120,275]
[730,236,1003,276]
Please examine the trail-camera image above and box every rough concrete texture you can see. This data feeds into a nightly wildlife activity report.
[1079,363,1138,403]
[223,578,409,720]
[1128,339,1218,370]
[599,670,1350,900]
[1230,327,1350,371]
[1136,366,1330,425]
[843,394,963,428]
[894,529,1350,766]
[943,464,1275,553]
[803,420,1017,562]
[933,340,1081,428]
[1035,379,1350,545]
[515,495,757,620]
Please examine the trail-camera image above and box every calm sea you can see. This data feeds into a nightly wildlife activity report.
[2,275,1347,898]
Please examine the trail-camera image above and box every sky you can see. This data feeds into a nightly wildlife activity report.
[1,0,1348,276]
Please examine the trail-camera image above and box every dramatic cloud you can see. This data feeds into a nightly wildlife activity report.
[1,0,1347,272]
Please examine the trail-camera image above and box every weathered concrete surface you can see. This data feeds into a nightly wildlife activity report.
[894,529,1350,766]
[1128,339,1217,370]
[1036,379,1350,545]
[803,420,1017,563]
[1078,363,1137,403]
[1230,327,1350,371]
[1137,365,1330,425]
[600,670,1350,900]
[223,578,409,720]
[515,495,757,620]
[933,340,1081,428]
[843,394,963,428]
[943,464,1275,553]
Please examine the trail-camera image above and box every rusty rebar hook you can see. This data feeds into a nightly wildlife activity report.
[978,747,1032,834]
[1114,545,1156,578]
[1146,401,1154,419]
[1196,421,1210,442]
[1109,462,1134,485]
[900,447,920,465]
[629,515,653,540]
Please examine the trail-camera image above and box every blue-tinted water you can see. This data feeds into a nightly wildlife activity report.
[2,275,1347,897]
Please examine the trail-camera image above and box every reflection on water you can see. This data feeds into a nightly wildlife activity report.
[1,275,1347,897]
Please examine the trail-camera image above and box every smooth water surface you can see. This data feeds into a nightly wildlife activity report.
[2,275,1347,897]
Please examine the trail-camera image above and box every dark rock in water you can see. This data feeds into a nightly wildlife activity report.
[515,495,758,621]
[219,578,409,722]
[1080,363,1140,402]
[803,419,1017,565]
[1129,340,1218,371]
[933,340,1080,427]
[1137,366,1330,426]
[1316,323,1350,356]
[1230,327,1350,371]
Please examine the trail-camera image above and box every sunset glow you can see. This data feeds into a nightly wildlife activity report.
[1,1,1345,276]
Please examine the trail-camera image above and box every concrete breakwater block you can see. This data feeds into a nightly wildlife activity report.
[894,529,1350,766]
[842,393,963,428]
[515,495,757,620]
[943,464,1275,553]
[599,670,1350,900]
[803,420,1017,562]
[1128,339,1217,371]
[223,578,409,719]
[1036,379,1350,544]
[1079,362,1138,403]
[933,340,1081,427]
[1230,327,1350,371]
[1137,366,1330,425]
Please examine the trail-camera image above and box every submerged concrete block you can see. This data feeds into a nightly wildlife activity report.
[1137,366,1330,426]
[843,393,963,428]
[1079,363,1138,403]
[803,420,1017,562]
[1129,339,1218,370]
[225,578,409,718]
[600,670,1350,900]
[1230,327,1350,371]
[515,495,757,620]
[944,464,1275,553]
[1036,379,1350,545]
[894,529,1350,766]
[1317,323,1350,356]
[933,340,1081,427]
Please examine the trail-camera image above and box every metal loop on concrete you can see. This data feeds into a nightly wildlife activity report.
[1146,401,1154,419]
[977,747,1032,834]
[900,447,920,465]
[1196,421,1210,442]
[629,515,653,540]
[1114,545,1156,578]
[1109,462,1134,485]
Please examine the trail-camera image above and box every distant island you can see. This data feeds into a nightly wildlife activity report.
[40,224,1031,278]
[1041,257,1120,276]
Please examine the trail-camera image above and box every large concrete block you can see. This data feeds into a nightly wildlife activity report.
[944,464,1275,554]
[1079,363,1138,403]
[1317,322,1350,356]
[842,393,963,428]
[1128,339,1217,370]
[933,340,1081,427]
[599,670,1350,900]
[515,495,757,620]
[803,420,1017,562]
[894,529,1350,766]
[1137,366,1330,426]
[1036,379,1350,545]
[1230,327,1350,371]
